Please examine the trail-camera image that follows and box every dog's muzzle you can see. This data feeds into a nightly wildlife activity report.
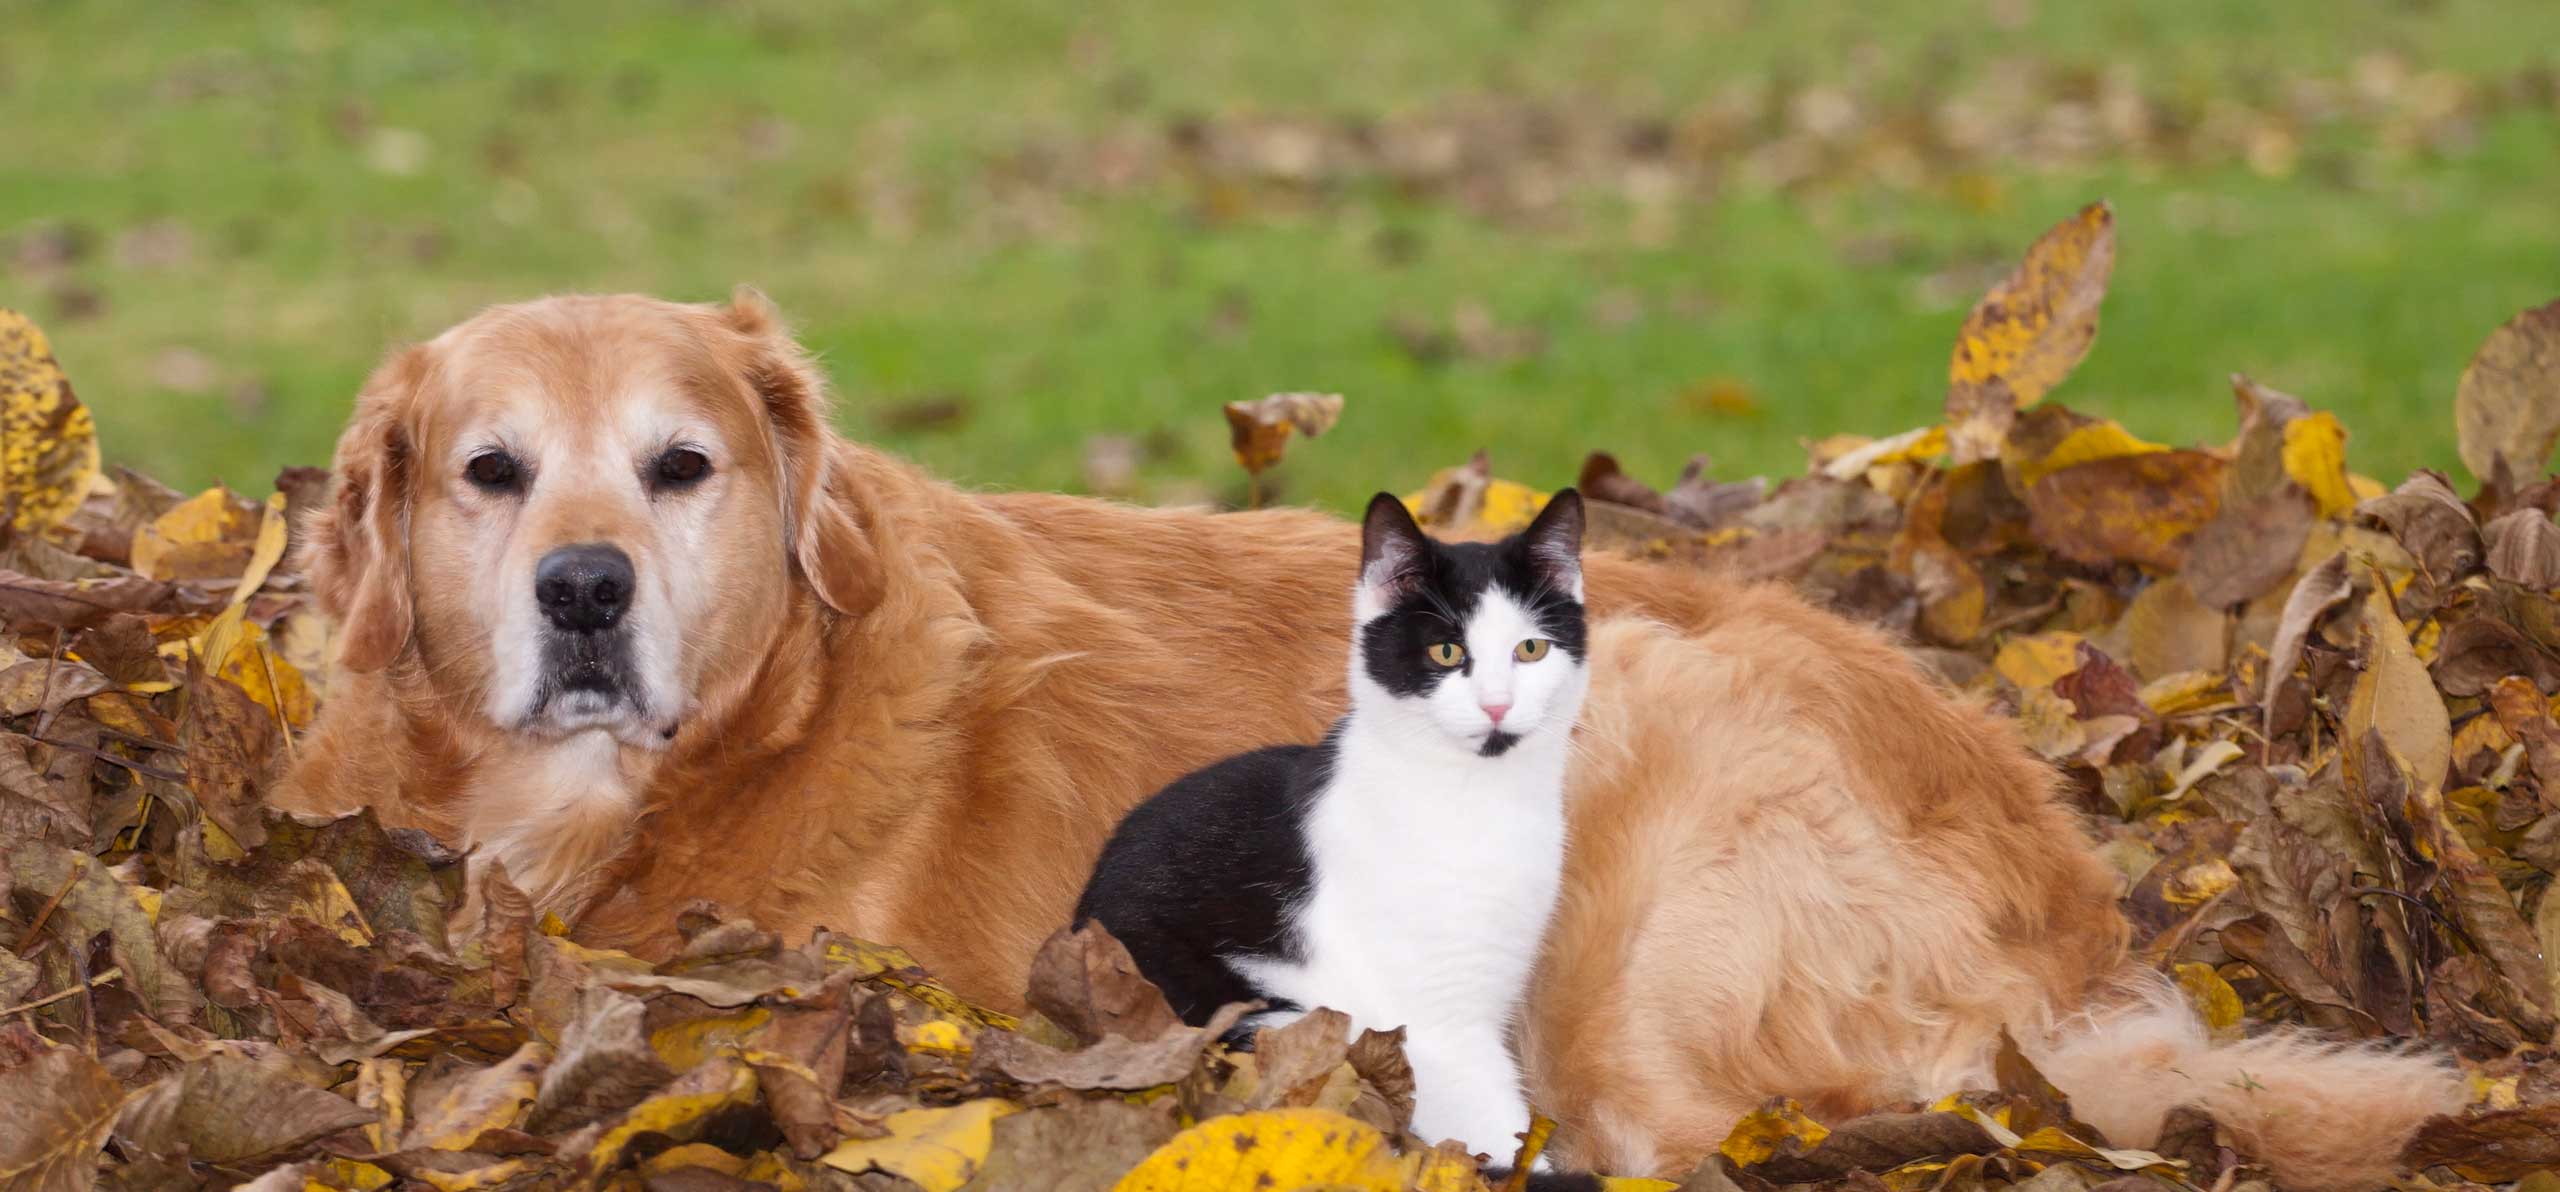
[531,543,644,723]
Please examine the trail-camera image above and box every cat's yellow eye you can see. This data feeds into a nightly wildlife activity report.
[1427,642,1467,668]
[1515,639,1552,662]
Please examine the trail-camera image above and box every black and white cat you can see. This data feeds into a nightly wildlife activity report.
[1075,489,1589,1160]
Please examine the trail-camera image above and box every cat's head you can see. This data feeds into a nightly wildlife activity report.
[1351,489,1588,757]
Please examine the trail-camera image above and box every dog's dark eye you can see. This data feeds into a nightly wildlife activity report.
[465,451,522,493]
[652,447,711,491]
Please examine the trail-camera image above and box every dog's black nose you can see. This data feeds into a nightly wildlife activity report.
[535,544,634,633]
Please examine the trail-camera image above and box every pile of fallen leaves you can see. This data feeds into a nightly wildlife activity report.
[9,199,2560,1191]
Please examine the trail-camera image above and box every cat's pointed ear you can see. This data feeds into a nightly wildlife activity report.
[1523,488,1585,598]
[1358,492,1428,613]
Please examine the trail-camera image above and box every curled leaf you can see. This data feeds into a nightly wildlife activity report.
[2456,297,2560,485]
[1223,392,1343,477]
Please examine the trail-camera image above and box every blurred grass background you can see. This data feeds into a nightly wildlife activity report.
[6,0,2559,509]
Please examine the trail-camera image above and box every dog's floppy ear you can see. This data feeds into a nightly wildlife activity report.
[723,285,882,618]
[306,345,425,673]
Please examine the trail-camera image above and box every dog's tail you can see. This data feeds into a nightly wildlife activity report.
[2024,977,2463,1192]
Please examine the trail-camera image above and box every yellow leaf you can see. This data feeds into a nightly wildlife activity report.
[2173,962,2246,1034]
[1113,1108,1448,1192]
[316,1159,394,1191]
[2010,1126,2185,1173]
[2011,419,2167,492]
[173,613,315,728]
[636,1143,805,1188]
[586,1059,761,1175]
[2470,1070,2523,1111]
[1596,1181,1682,1192]
[1816,425,1947,481]
[2281,412,2356,518]
[288,862,376,946]
[202,815,246,863]
[0,309,101,535]
[2161,739,2246,799]
[1993,631,2085,693]
[823,1099,1018,1191]
[234,492,291,605]
[412,1159,538,1192]
[903,1016,971,1058]
[130,486,261,582]
[1719,1100,1830,1168]
[1404,481,1550,537]
[2139,671,2235,718]
[819,938,1018,1028]
[1944,202,2116,464]
[2160,857,2238,907]
[648,1006,772,1070]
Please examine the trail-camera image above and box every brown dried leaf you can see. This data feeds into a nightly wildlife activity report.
[2357,471,2482,583]
[2457,298,2560,485]
[1222,392,1343,476]
[527,986,673,1135]
[972,1001,1246,1091]
[7,842,194,1023]
[2404,1104,2560,1182]
[0,1046,126,1192]
[2026,451,2225,571]
[2490,676,2560,790]
[960,1097,1179,1192]
[1945,202,2116,464]
[402,1040,549,1150]
[2434,614,2560,697]
[200,809,465,953]
[182,670,281,851]
[2218,914,2383,1037]
[116,1053,375,1166]
[1744,1111,2002,1183]
[0,570,216,631]
[2486,510,2560,589]
[1024,923,1184,1045]
[1576,451,1668,515]
[2395,732,2554,1022]
[0,733,93,847]
[2184,487,2316,609]
[2346,586,2452,794]
[1242,1007,1354,1110]
[0,656,110,718]
[1343,1026,1415,1137]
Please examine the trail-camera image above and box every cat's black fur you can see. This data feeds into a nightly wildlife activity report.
[1072,738,1327,1033]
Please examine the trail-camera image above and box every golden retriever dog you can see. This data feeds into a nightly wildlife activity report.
[269,290,2459,1189]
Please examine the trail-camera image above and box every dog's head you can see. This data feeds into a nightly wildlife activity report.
[305,289,879,746]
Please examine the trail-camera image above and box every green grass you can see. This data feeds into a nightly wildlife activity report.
[6,0,2560,510]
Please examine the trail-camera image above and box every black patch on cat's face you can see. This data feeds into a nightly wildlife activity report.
[1479,729,1521,757]
[1355,491,1587,702]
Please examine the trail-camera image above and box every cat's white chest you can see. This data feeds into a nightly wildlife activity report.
[1243,733,1568,1034]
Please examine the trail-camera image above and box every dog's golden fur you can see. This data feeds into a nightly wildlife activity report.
[272,291,2459,1189]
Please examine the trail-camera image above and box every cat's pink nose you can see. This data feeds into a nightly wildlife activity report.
[1482,703,1511,726]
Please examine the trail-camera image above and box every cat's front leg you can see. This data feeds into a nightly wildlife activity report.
[1402,1026,1540,1165]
